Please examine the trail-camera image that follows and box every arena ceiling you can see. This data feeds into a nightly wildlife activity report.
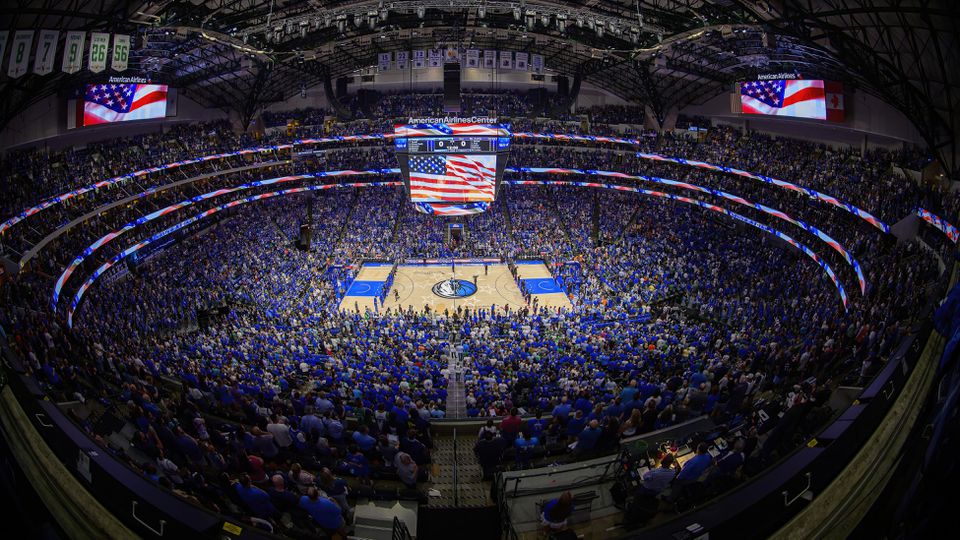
[1,1,958,174]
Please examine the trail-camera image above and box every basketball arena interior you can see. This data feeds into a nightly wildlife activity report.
[1,2,959,539]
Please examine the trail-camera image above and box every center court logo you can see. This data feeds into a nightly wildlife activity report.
[432,279,477,299]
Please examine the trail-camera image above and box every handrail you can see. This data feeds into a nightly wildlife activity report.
[131,501,166,537]
[391,515,412,540]
[452,428,460,507]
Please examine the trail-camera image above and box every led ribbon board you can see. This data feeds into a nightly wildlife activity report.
[52,169,399,310]
[5,130,891,237]
[0,134,389,236]
[916,208,959,243]
[506,179,849,310]
[510,167,866,295]
[67,177,850,329]
[66,181,402,328]
[510,132,891,234]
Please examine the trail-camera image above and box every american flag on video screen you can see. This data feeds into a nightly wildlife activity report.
[409,154,496,203]
[83,83,168,126]
[740,79,827,120]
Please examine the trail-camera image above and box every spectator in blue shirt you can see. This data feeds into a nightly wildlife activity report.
[301,408,325,439]
[323,414,344,442]
[234,474,276,519]
[573,392,593,415]
[541,491,574,531]
[552,397,572,421]
[640,454,678,495]
[565,410,587,440]
[575,420,601,454]
[620,380,639,402]
[299,486,346,535]
[711,439,745,480]
[352,425,377,452]
[527,410,548,440]
[677,443,714,482]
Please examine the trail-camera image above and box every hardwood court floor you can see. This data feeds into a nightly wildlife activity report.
[340,262,573,313]
[385,263,526,314]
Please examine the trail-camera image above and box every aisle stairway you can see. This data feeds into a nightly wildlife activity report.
[444,342,467,419]
[426,434,492,508]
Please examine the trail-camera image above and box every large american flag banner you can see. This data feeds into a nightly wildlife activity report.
[740,79,843,121]
[83,83,168,126]
[409,154,496,203]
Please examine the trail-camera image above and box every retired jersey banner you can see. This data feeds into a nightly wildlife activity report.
[499,51,512,70]
[483,50,496,69]
[88,32,109,73]
[531,54,544,73]
[427,48,442,68]
[396,50,409,70]
[515,52,528,71]
[465,49,480,68]
[61,31,85,74]
[378,52,391,71]
[33,30,58,75]
[8,30,34,78]
[412,49,425,69]
[111,34,129,72]
[445,46,459,63]
[0,31,9,75]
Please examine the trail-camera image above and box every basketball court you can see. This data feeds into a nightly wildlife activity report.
[339,260,573,313]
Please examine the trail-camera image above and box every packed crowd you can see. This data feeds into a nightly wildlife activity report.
[0,89,950,536]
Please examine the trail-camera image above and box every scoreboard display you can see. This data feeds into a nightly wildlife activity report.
[407,137,495,154]
[394,122,512,216]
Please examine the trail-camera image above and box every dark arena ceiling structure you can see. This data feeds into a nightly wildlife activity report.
[1,0,958,174]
